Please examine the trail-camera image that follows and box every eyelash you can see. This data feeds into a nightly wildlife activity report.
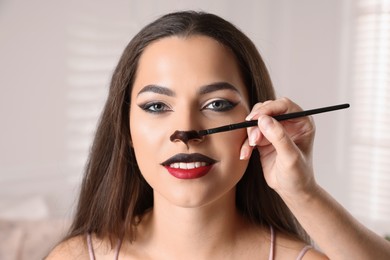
[138,99,238,114]
[138,102,172,113]
[202,99,238,112]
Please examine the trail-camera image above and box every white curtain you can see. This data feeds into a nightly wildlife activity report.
[349,0,390,231]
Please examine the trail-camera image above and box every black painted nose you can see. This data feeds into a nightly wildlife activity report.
[170,130,204,146]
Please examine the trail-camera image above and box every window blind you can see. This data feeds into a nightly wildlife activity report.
[66,11,137,183]
[349,0,390,229]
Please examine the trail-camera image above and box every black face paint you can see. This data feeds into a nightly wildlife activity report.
[170,130,203,145]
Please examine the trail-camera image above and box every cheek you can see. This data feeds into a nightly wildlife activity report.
[129,111,167,174]
[214,128,249,177]
[216,128,246,154]
[131,121,163,145]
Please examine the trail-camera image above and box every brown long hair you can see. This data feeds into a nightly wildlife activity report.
[65,10,308,245]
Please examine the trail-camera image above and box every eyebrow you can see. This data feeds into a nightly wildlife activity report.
[137,85,176,97]
[137,82,240,97]
[198,82,240,95]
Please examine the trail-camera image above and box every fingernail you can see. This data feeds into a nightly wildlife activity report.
[245,113,254,121]
[240,148,248,160]
[248,129,258,146]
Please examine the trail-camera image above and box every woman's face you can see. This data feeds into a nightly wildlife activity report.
[130,35,251,208]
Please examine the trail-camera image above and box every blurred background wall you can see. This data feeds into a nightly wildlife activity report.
[0,0,389,240]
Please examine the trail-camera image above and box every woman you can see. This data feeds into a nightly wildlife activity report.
[48,11,390,259]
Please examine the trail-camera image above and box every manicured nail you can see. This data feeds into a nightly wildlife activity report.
[240,148,248,160]
[248,129,258,146]
[245,113,254,121]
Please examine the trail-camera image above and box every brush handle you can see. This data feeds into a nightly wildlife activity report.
[199,103,350,136]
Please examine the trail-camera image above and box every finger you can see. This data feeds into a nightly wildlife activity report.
[247,100,272,115]
[239,137,254,160]
[247,125,271,147]
[247,126,261,147]
[257,115,300,163]
[246,98,301,121]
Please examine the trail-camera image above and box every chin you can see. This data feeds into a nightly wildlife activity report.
[155,181,238,210]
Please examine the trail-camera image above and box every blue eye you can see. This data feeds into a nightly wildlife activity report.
[204,99,237,112]
[139,102,171,113]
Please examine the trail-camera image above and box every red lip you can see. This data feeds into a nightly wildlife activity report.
[164,165,213,179]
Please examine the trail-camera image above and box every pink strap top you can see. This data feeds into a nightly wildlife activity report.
[269,226,312,260]
[87,233,121,260]
[87,227,312,260]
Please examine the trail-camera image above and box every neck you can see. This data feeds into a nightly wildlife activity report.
[135,188,250,259]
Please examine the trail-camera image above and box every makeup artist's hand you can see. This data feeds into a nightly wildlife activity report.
[240,98,318,199]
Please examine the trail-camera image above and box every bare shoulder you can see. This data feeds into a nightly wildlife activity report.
[302,248,329,259]
[45,235,89,260]
[275,232,328,260]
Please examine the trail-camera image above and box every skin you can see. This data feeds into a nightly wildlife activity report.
[130,35,250,209]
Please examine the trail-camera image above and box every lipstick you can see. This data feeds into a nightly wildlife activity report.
[163,165,213,179]
[161,153,217,179]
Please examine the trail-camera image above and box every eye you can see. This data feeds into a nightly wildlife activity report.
[203,99,237,112]
[138,101,172,113]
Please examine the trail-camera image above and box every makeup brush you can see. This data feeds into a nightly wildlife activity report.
[198,103,350,136]
[169,103,350,141]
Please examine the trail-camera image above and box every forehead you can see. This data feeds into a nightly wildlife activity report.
[132,35,248,98]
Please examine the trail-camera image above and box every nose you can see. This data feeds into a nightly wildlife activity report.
[169,130,204,146]
[170,106,205,147]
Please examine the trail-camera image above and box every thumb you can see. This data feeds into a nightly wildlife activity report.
[258,115,299,159]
